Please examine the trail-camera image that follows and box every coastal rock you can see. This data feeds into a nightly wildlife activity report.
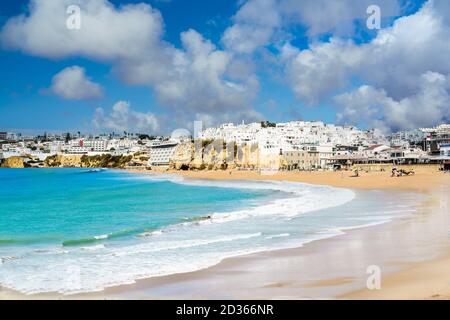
[235,144,260,169]
[202,141,228,170]
[167,140,284,171]
[169,142,194,170]
[44,154,133,168]
[1,156,25,168]
[44,154,82,168]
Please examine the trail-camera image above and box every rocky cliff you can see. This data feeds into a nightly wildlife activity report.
[169,142,194,170]
[1,156,25,168]
[44,154,133,168]
[44,154,83,168]
[80,154,133,168]
[169,140,282,171]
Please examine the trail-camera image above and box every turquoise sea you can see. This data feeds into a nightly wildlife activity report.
[0,169,421,294]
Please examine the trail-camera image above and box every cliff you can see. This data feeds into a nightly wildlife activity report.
[169,140,229,171]
[44,154,83,168]
[169,140,282,171]
[1,156,25,168]
[169,141,194,170]
[44,154,133,169]
[80,154,133,168]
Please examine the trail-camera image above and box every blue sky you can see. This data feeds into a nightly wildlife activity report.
[1,0,446,135]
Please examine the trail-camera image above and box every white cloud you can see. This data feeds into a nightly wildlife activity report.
[48,66,102,100]
[221,0,401,55]
[279,0,400,37]
[334,72,450,133]
[222,0,281,54]
[1,0,163,60]
[283,0,450,101]
[282,39,364,105]
[1,0,260,127]
[282,0,450,131]
[93,101,159,133]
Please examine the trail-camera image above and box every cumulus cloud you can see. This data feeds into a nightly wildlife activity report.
[282,39,364,105]
[1,0,164,60]
[221,0,401,54]
[282,0,450,131]
[93,101,159,133]
[222,0,281,54]
[1,0,259,127]
[47,66,103,100]
[279,0,400,37]
[282,0,450,102]
[334,72,450,133]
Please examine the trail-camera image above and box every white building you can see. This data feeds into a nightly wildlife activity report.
[316,145,334,169]
[361,144,391,160]
[440,143,450,158]
[199,121,378,158]
[84,139,109,152]
[148,141,178,166]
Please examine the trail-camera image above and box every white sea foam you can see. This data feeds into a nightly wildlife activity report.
[110,233,262,257]
[170,178,356,223]
[0,256,18,265]
[94,234,109,240]
[138,230,163,238]
[80,244,106,251]
[265,233,290,239]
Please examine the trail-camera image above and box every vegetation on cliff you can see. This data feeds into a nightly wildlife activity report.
[80,154,133,168]
[44,155,62,167]
[43,154,133,168]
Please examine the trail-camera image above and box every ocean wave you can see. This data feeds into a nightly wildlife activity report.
[62,228,145,247]
[115,172,184,183]
[80,244,106,251]
[138,230,163,238]
[0,256,19,265]
[265,233,290,239]
[118,175,357,240]
[158,178,355,225]
[207,186,354,224]
[109,232,263,257]
[0,236,59,246]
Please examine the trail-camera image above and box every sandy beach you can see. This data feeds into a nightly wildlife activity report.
[165,164,445,192]
[1,166,448,300]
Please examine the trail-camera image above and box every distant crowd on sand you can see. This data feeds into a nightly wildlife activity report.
[350,166,415,178]
[391,167,415,177]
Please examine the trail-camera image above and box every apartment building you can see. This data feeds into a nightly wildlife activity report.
[148,141,178,166]
[281,149,320,171]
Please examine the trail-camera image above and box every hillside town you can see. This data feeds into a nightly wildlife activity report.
[1,121,449,171]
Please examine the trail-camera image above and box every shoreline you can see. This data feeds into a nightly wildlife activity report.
[113,167,449,299]
[1,168,449,299]
[80,187,449,300]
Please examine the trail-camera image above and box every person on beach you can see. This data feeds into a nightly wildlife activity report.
[351,168,359,177]
[391,167,397,177]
